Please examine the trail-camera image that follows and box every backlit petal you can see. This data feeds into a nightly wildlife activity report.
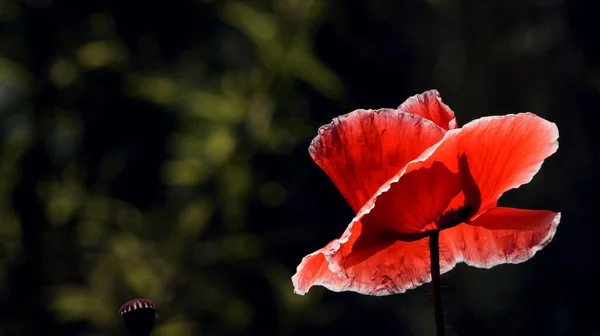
[452,113,559,211]
[360,161,462,234]
[291,244,343,295]
[368,113,558,216]
[310,109,445,212]
[398,90,458,130]
[442,208,560,268]
[467,207,558,230]
[292,220,457,296]
[292,208,560,295]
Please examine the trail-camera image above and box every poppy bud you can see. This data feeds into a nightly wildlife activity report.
[119,298,158,336]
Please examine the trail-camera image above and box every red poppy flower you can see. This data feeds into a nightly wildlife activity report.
[292,90,560,296]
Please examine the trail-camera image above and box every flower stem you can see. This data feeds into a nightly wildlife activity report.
[429,230,445,336]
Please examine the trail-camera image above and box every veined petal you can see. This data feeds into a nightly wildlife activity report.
[360,161,462,234]
[310,109,445,212]
[452,113,559,211]
[291,245,343,295]
[361,113,559,221]
[292,220,457,296]
[398,90,458,130]
[292,208,560,295]
[442,208,560,268]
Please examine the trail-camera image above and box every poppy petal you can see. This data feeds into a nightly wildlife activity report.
[442,207,560,268]
[292,220,363,295]
[467,207,558,230]
[309,109,445,212]
[452,113,559,211]
[360,161,462,235]
[291,245,343,295]
[292,208,560,295]
[292,220,457,296]
[398,90,458,130]
[369,113,558,216]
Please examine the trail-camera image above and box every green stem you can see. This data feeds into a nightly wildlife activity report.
[429,230,445,336]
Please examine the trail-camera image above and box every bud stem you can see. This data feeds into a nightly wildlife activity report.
[429,230,445,336]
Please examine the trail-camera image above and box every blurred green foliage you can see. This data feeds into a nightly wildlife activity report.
[0,0,342,334]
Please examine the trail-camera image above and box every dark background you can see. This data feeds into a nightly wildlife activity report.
[0,0,597,335]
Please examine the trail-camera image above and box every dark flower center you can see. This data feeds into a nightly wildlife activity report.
[435,205,473,230]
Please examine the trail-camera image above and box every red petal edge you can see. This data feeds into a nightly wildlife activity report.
[292,220,443,296]
[309,109,446,213]
[443,209,561,268]
[398,89,458,131]
[292,210,560,296]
